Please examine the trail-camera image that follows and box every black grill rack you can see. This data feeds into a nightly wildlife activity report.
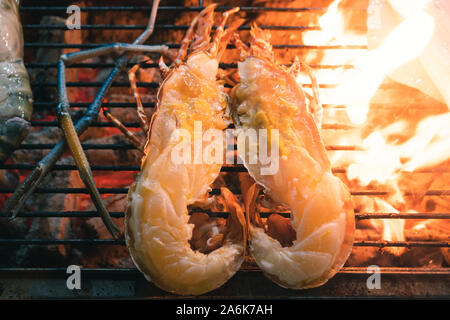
[0,1,449,298]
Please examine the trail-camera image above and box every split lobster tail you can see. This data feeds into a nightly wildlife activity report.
[125,5,245,295]
[231,25,355,289]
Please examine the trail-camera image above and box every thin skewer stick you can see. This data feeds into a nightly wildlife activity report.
[102,107,145,153]
[56,59,121,238]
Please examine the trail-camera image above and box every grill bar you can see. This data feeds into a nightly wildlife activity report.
[16,143,363,151]
[31,101,437,110]
[0,164,141,171]
[19,6,333,13]
[338,267,450,275]
[16,143,446,168]
[23,24,321,31]
[0,239,448,248]
[24,43,368,50]
[30,81,337,89]
[18,143,136,150]
[28,120,352,130]
[1,267,449,275]
[1,210,449,220]
[0,163,247,173]
[1,187,450,196]
[1,187,449,197]
[33,101,156,108]
[356,212,450,219]
[4,164,449,175]
[25,62,355,69]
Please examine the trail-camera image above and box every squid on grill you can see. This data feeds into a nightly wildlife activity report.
[125,5,246,295]
[0,0,33,162]
[230,26,355,289]
[4,0,167,239]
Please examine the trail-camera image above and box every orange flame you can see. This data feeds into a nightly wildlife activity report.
[302,0,447,251]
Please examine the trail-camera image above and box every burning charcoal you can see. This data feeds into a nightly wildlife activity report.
[0,169,19,189]
[13,217,71,267]
[347,247,380,266]
[0,217,28,267]
[24,162,71,213]
[0,171,22,260]
[64,157,133,268]
[11,156,77,267]
[30,16,66,106]
[11,126,63,164]
[83,133,143,166]
[408,219,450,267]
[73,194,126,240]
[350,226,405,267]
[84,0,150,44]
[349,228,399,267]
[29,15,83,114]
[401,247,444,268]
[71,191,133,268]
[79,54,159,142]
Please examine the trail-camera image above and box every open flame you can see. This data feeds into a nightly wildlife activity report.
[348,112,450,184]
[303,0,435,124]
[302,0,449,255]
[338,10,434,124]
[362,197,406,256]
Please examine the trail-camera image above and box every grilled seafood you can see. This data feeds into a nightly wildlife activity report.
[0,0,33,162]
[231,26,355,289]
[125,5,246,295]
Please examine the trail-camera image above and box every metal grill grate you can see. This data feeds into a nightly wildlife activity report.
[0,1,449,298]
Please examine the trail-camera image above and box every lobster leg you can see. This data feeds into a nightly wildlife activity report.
[158,56,170,80]
[174,4,216,65]
[4,0,166,235]
[102,107,145,153]
[101,58,156,152]
[128,60,152,135]
[105,18,226,150]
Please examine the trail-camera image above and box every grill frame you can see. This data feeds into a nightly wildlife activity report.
[0,0,449,298]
